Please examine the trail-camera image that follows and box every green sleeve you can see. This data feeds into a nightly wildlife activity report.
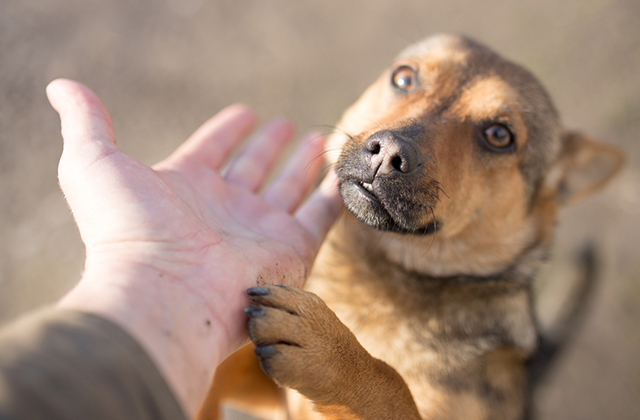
[0,308,187,420]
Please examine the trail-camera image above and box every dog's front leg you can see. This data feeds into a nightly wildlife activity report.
[245,286,421,420]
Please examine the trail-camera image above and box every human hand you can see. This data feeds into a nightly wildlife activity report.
[47,79,342,415]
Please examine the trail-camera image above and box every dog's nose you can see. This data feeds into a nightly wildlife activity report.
[365,131,419,176]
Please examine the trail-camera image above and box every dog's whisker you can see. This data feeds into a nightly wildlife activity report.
[354,116,388,133]
[416,206,438,260]
[315,162,336,175]
[303,149,333,165]
[435,185,449,200]
[307,124,354,140]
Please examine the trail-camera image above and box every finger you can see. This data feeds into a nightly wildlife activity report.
[262,132,325,213]
[294,169,343,247]
[47,79,152,244]
[165,104,257,170]
[47,79,118,169]
[224,118,295,192]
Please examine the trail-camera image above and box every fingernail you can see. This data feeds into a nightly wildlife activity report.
[255,345,277,357]
[247,287,270,296]
[244,307,266,317]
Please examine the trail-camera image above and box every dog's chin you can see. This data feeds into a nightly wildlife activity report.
[338,180,438,235]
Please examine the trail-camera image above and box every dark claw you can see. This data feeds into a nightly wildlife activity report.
[255,345,278,358]
[244,307,266,317]
[258,357,273,377]
[247,287,271,296]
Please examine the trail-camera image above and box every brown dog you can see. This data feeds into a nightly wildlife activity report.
[197,34,624,420]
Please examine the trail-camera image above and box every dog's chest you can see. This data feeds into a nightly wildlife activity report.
[307,238,537,394]
[308,247,537,352]
[307,264,535,419]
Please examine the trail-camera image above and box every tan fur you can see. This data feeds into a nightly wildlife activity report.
[197,34,624,420]
[195,344,285,420]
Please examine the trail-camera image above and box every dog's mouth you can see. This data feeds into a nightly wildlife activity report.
[354,180,376,200]
[339,178,440,235]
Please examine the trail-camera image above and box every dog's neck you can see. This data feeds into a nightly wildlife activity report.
[307,212,545,355]
[324,212,551,280]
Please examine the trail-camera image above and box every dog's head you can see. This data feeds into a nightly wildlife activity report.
[330,34,624,276]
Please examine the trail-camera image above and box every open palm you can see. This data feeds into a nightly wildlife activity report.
[48,79,341,414]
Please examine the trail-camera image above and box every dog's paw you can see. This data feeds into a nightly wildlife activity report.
[244,285,367,402]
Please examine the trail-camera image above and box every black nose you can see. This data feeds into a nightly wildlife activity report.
[365,130,419,176]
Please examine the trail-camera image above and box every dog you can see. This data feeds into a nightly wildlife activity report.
[196,34,624,420]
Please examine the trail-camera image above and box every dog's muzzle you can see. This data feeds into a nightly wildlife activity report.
[335,130,440,234]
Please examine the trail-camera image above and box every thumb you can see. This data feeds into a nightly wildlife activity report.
[47,79,118,180]
[47,79,133,244]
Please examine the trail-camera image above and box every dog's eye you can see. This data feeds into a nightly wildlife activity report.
[392,66,416,91]
[483,124,513,150]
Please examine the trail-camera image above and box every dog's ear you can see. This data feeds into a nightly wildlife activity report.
[546,131,625,206]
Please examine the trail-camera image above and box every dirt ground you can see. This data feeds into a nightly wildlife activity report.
[1,0,639,418]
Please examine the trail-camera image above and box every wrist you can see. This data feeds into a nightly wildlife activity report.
[58,257,250,416]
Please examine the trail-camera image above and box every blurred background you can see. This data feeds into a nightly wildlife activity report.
[0,0,638,418]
